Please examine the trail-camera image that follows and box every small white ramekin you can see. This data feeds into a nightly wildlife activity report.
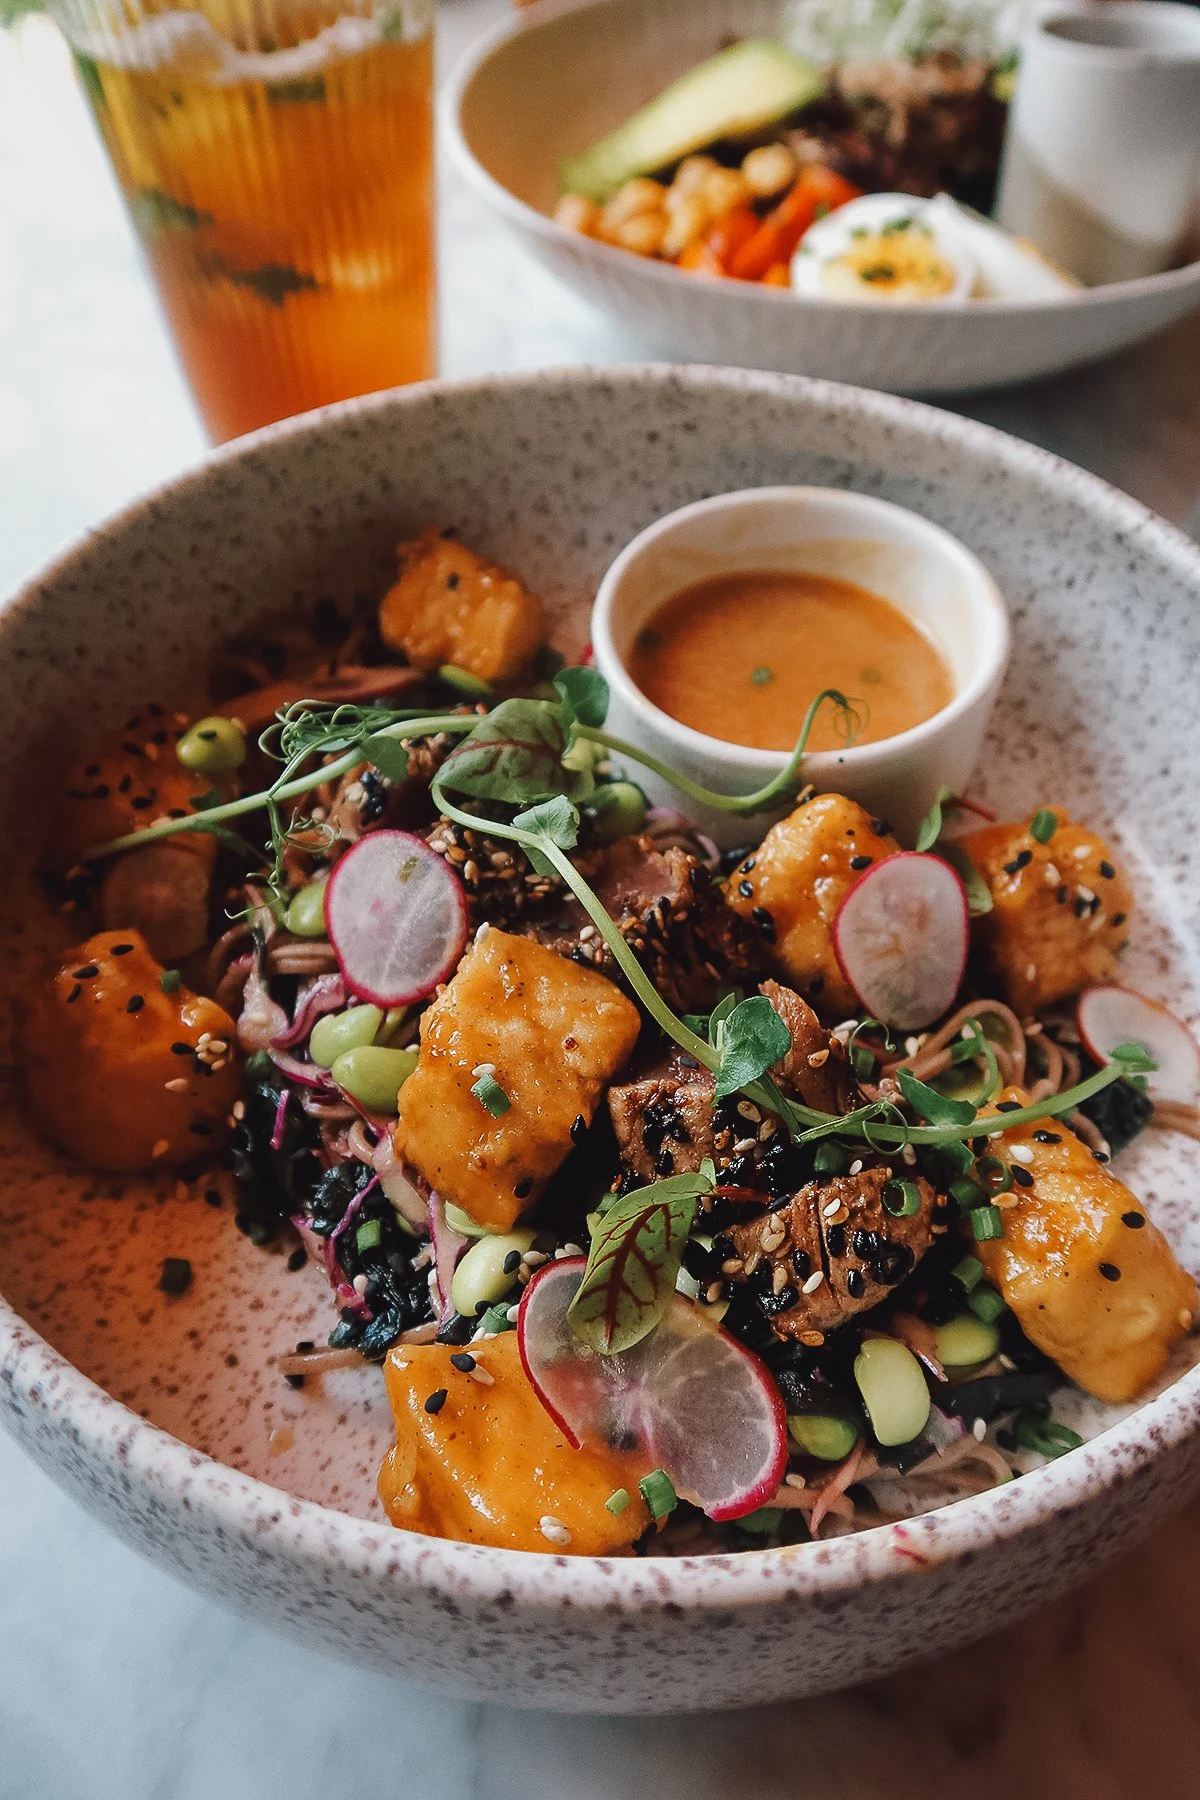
[591,486,1011,845]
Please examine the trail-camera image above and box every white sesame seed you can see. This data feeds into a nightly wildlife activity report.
[802,1270,825,1294]
[1010,1144,1035,1164]
[232,1100,245,1121]
[902,1145,917,1165]
[196,1032,211,1048]
[821,1197,841,1218]
[973,1417,987,1441]
[1025,1021,1043,1037]
[1073,844,1090,860]
[561,1243,583,1257]
[848,1159,863,1177]
[1043,862,1061,887]
[732,1136,756,1155]
[807,1048,829,1069]
[352,1273,369,1295]
[1025,962,1037,981]
[579,924,597,942]
[784,1471,806,1490]
[772,1264,789,1294]
[505,1304,520,1324]
[539,1516,572,1546]
[151,1138,170,1158]
[904,1037,921,1057]
[164,1077,188,1093]
[1076,885,1096,905]
[469,1364,495,1386]
[471,1062,495,1078]
[522,1249,548,1268]
[737,1101,761,1122]
[474,921,491,944]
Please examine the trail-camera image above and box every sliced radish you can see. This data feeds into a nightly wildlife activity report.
[833,851,969,1031]
[518,1259,787,1522]
[324,829,468,1007]
[1078,984,1200,1106]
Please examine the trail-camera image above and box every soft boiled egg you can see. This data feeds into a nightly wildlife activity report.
[790,192,1080,304]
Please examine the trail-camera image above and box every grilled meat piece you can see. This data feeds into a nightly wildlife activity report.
[722,1165,940,1344]
[608,983,854,1183]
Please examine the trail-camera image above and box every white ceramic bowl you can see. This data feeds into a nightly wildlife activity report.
[2,367,1199,1712]
[444,0,1200,394]
[591,485,1010,844]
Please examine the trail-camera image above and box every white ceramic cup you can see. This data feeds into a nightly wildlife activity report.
[997,2,1200,284]
[590,487,1010,848]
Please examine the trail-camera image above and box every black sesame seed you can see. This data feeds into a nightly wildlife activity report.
[197,728,218,741]
[73,965,99,979]
[513,1177,534,1200]
[204,1188,222,1208]
[737,880,754,898]
[285,1372,306,1390]
[1099,1262,1121,1282]
[171,1041,192,1055]
[118,774,132,794]
[1110,911,1126,928]
[848,855,873,871]
[286,1247,307,1271]
[826,1223,847,1259]
[158,1256,192,1296]
[120,740,144,757]
[446,572,460,589]
[996,1101,1021,1113]
[296,1339,315,1353]
[502,1250,522,1274]
[1056,885,1068,905]
[1121,1211,1146,1230]
[66,983,82,1004]
[1003,858,1022,875]
[1093,1150,1110,1163]
[570,1114,588,1145]
[126,994,145,1013]
[845,1268,865,1300]
[1098,860,1115,879]
[85,763,101,777]
[189,1120,213,1136]
[739,857,756,873]
[750,906,775,942]
[424,1388,448,1414]
[91,783,110,799]
[111,942,134,955]
[1015,849,1033,868]
[130,795,154,810]
[449,1352,476,1373]
[1032,1131,1061,1144]
[1011,1165,1034,1188]
[790,1248,812,1280]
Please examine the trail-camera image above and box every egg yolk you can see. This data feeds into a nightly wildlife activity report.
[818,225,958,301]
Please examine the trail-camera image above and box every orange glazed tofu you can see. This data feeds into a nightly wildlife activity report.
[392,927,641,1230]
[961,809,1133,1015]
[978,1090,1196,1403]
[725,792,900,1016]
[378,528,545,683]
[379,1333,649,1553]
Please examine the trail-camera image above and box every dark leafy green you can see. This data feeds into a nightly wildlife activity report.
[567,1166,714,1353]
[897,1067,978,1126]
[713,996,792,1101]
[554,666,609,730]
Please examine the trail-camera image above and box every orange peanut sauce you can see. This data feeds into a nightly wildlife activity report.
[626,568,954,753]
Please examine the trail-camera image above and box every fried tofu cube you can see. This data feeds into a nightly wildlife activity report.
[724,793,901,1015]
[379,528,545,683]
[960,809,1133,1015]
[378,1332,649,1552]
[978,1089,1196,1403]
[393,927,640,1230]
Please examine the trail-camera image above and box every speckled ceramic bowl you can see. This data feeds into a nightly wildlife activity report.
[1,366,1199,1713]
[445,0,1200,393]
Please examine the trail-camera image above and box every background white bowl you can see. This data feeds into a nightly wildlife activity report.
[1,367,1199,1712]
[445,0,1200,394]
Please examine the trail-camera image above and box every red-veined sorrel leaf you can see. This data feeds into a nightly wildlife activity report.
[567,1168,713,1354]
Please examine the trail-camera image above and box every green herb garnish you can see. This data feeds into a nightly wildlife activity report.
[1030,808,1059,844]
[158,968,182,994]
[1013,1410,1082,1459]
[355,1218,383,1253]
[882,1178,922,1218]
[471,1072,511,1118]
[638,1468,678,1521]
[967,1284,1007,1324]
[751,666,774,686]
[567,1165,714,1354]
[970,1204,1005,1242]
[604,1487,631,1517]
[952,1254,985,1293]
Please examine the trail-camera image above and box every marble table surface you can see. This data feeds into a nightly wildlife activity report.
[2,4,1200,1795]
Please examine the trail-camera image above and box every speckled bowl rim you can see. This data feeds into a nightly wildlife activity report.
[443,0,1200,323]
[4,362,1200,1615]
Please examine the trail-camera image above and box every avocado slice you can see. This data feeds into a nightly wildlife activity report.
[561,39,824,203]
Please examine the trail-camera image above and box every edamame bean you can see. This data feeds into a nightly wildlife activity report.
[443,1201,493,1241]
[309,1004,383,1069]
[450,1230,536,1318]
[590,780,648,843]
[933,1313,1001,1369]
[853,1338,931,1447]
[787,1414,859,1463]
[330,1044,418,1113]
[285,877,328,939]
[176,715,246,775]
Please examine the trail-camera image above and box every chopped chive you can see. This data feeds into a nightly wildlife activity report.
[1030,808,1059,844]
[950,1175,986,1210]
[471,1071,511,1117]
[355,1218,382,1253]
[477,1302,514,1335]
[882,1178,921,1218]
[1014,1410,1082,1458]
[975,1154,1013,1196]
[638,1468,677,1521]
[437,663,494,699]
[970,1204,1005,1242]
[751,666,774,686]
[158,967,182,994]
[952,1253,985,1293]
[604,1487,631,1517]
[967,1284,1007,1324]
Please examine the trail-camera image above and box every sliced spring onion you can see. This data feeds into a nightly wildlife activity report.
[604,1487,631,1517]
[158,968,182,994]
[471,1071,511,1118]
[952,1253,985,1293]
[975,1155,1013,1196]
[638,1468,678,1521]
[970,1205,1005,1242]
[882,1178,921,1218]
[1014,1410,1082,1458]
[355,1218,382,1254]
[967,1284,1008,1324]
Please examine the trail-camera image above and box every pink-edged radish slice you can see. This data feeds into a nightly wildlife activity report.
[324,829,468,1007]
[518,1259,787,1521]
[833,851,969,1032]
[1078,984,1200,1106]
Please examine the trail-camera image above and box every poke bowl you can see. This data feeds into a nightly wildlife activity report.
[445,0,1200,393]
[1,364,1199,1712]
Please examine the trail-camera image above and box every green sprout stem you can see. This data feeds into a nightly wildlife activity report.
[576,686,859,815]
[82,712,478,860]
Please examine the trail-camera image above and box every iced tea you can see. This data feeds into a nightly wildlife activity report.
[63,1,435,440]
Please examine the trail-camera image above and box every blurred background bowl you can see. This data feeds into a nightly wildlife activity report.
[445,0,1200,394]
